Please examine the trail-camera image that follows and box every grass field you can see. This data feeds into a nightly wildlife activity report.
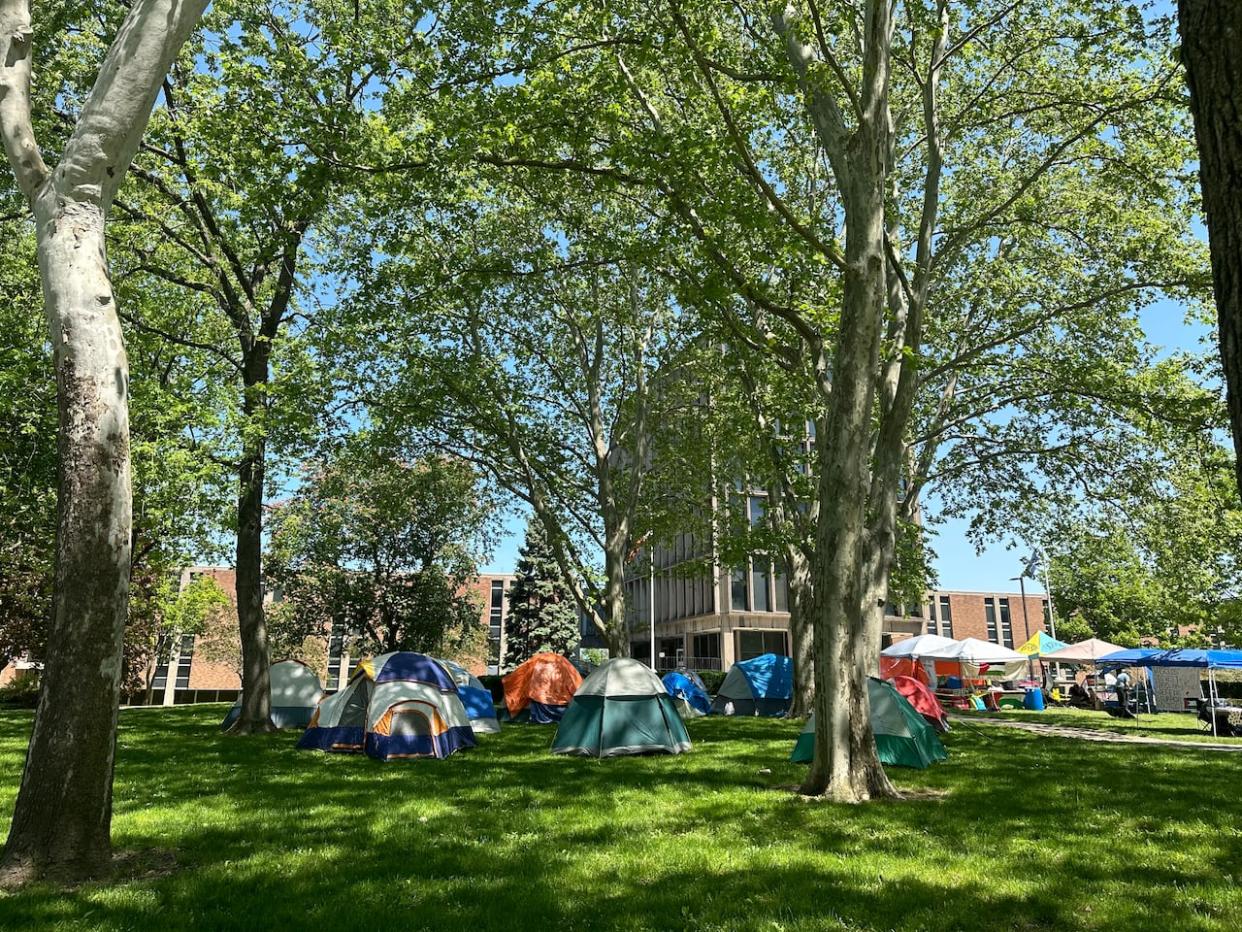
[1,705,1240,931]
[960,707,1239,743]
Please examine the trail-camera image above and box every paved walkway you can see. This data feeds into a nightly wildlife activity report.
[948,713,1242,752]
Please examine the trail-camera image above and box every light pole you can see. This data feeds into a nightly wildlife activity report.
[649,550,656,670]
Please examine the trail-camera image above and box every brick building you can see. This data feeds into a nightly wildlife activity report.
[127,565,516,705]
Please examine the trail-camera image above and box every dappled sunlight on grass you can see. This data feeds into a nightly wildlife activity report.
[0,704,1240,929]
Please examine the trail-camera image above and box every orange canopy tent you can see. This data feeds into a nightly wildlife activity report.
[502,653,583,723]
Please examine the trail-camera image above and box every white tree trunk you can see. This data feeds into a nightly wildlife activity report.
[0,0,210,883]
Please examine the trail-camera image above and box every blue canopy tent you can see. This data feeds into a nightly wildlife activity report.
[1098,648,1242,734]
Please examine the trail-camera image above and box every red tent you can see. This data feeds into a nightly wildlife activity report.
[889,675,948,732]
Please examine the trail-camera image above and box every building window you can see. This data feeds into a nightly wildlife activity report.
[731,567,747,611]
[985,598,999,643]
[737,629,788,661]
[692,632,722,670]
[174,634,195,689]
[657,637,683,671]
[488,579,505,667]
[326,626,345,690]
[151,636,173,691]
[1042,599,1051,628]
[774,561,789,613]
[749,496,766,529]
[938,596,953,638]
[751,560,771,612]
[998,598,1014,648]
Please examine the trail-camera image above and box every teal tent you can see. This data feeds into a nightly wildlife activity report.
[552,658,691,758]
[791,678,947,769]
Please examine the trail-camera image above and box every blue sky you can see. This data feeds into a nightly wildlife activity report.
[482,296,1216,595]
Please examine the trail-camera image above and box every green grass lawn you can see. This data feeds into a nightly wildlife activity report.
[1,705,1240,931]
[960,707,1237,743]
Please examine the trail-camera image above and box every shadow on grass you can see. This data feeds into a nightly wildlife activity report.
[0,705,1239,930]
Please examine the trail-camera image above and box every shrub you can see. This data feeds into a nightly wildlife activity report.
[695,669,726,695]
[0,671,40,707]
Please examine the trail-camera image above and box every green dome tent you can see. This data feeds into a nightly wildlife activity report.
[552,658,691,758]
[791,678,947,769]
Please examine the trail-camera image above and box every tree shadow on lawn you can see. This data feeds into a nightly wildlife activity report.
[0,707,1241,930]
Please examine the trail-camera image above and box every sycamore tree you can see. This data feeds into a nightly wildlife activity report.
[266,442,497,662]
[348,190,689,657]
[0,0,209,881]
[503,517,581,669]
[90,0,454,732]
[422,0,1206,799]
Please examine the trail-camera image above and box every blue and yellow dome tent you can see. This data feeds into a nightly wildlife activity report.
[711,653,793,716]
[298,652,476,760]
[662,669,711,718]
[435,657,500,734]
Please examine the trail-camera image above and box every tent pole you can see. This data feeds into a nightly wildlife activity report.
[1211,668,1218,738]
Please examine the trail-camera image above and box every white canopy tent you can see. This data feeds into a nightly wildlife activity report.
[1039,638,1126,665]
[916,637,1028,684]
[919,637,1026,665]
[880,634,957,659]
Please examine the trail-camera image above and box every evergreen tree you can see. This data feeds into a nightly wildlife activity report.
[503,519,580,668]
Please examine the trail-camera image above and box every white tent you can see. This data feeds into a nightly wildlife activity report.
[220,659,324,730]
[881,634,957,658]
[920,637,1026,665]
[1038,638,1125,665]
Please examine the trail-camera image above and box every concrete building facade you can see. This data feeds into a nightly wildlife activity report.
[624,556,1051,672]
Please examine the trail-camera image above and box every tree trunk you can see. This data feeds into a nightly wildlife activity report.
[602,523,630,658]
[1179,1,1242,493]
[786,547,815,717]
[801,120,894,801]
[1,196,132,883]
[228,360,274,733]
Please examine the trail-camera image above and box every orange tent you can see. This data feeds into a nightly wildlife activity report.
[502,653,583,723]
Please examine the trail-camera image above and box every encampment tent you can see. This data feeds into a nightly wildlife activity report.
[298,652,476,760]
[880,634,958,683]
[710,653,792,716]
[791,678,947,769]
[662,669,711,718]
[888,674,947,731]
[502,652,583,723]
[881,634,957,658]
[552,658,691,757]
[221,659,324,730]
[435,657,500,734]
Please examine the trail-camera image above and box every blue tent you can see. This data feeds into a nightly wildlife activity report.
[711,654,793,716]
[662,670,711,717]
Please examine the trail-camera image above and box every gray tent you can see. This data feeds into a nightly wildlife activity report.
[221,660,325,730]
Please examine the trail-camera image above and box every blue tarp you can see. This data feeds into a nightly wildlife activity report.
[737,653,793,700]
[662,671,711,715]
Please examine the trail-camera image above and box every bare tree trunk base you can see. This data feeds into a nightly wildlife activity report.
[0,848,111,889]
[225,719,279,736]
